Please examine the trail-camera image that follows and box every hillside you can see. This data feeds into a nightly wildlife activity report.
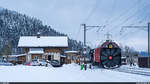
[0,8,83,55]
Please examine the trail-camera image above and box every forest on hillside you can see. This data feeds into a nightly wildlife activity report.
[0,8,83,56]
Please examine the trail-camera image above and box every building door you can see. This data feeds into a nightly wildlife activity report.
[72,55,76,63]
[48,55,51,61]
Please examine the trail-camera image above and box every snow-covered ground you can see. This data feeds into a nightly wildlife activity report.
[0,64,150,82]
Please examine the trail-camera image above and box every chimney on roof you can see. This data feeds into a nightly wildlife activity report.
[37,32,40,38]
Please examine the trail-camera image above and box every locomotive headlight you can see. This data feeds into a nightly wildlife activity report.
[109,44,113,48]
[109,56,113,60]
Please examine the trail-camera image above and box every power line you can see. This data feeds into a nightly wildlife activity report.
[109,2,150,37]
[119,6,150,37]
[96,0,116,32]
[82,0,100,23]
[104,0,116,26]
[117,24,147,50]
[75,0,100,42]
[103,0,140,28]
[118,23,150,67]
[95,0,142,37]
[75,25,82,41]
[118,17,149,37]
[104,0,148,32]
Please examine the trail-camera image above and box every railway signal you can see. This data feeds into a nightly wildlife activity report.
[120,23,150,68]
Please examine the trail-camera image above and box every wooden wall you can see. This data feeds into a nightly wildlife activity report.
[18,56,26,64]
[44,48,63,53]
[22,47,66,63]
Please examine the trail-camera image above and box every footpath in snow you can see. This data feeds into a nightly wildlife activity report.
[0,64,150,82]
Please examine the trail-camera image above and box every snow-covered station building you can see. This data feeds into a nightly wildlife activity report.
[18,33,68,64]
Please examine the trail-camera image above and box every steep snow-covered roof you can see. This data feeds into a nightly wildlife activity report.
[18,36,68,48]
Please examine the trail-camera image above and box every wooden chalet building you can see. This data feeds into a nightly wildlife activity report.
[18,33,68,63]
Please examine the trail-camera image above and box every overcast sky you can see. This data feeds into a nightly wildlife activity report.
[0,0,149,51]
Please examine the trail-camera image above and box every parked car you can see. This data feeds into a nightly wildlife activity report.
[0,60,13,66]
[51,60,62,67]
[30,59,47,66]
[46,60,51,64]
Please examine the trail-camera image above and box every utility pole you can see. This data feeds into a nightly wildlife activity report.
[83,24,86,65]
[83,24,86,48]
[81,24,102,65]
[148,23,150,68]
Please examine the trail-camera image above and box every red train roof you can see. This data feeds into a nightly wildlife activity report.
[100,40,120,48]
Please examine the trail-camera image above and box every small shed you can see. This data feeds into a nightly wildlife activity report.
[64,51,80,64]
[9,54,27,64]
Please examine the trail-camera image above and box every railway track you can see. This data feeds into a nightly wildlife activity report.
[109,66,150,76]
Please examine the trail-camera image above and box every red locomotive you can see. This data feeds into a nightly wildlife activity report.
[91,40,121,68]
